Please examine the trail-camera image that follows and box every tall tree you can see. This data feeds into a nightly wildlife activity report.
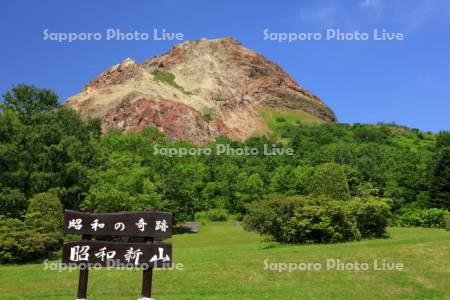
[1,84,59,118]
[310,162,350,200]
[428,131,450,209]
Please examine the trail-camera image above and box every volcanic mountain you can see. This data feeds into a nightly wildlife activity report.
[66,37,336,144]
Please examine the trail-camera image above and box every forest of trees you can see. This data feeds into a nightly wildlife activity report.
[1,85,449,261]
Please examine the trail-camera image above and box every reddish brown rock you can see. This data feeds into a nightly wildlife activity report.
[103,98,230,145]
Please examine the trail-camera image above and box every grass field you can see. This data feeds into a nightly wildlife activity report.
[0,222,449,300]
[257,106,324,129]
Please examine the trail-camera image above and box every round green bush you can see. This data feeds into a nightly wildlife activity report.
[0,216,60,263]
[244,195,391,244]
[243,195,305,242]
[394,208,450,228]
[348,197,391,237]
[25,192,63,233]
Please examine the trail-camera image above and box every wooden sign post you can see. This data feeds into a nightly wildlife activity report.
[62,209,172,300]
[141,236,154,299]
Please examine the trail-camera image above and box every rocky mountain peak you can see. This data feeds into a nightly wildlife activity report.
[66,37,336,144]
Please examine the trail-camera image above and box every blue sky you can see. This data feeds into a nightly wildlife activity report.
[1,0,449,131]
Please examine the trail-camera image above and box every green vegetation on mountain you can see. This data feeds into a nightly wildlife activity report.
[151,69,192,95]
[257,106,324,133]
[202,113,212,123]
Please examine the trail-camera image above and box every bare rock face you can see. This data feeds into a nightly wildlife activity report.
[102,99,230,145]
[66,37,336,144]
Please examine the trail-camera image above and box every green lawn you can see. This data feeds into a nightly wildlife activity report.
[0,222,449,299]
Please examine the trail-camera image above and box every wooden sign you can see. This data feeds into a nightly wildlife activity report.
[63,210,172,238]
[62,240,172,268]
[62,209,173,300]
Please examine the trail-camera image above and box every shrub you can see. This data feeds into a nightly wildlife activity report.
[202,114,212,123]
[194,211,207,220]
[0,216,61,263]
[25,192,63,233]
[394,208,450,228]
[348,197,391,237]
[243,195,305,242]
[244,195,391,244]
[0,193,64,263]
[195,208,229,222]
[288,200,361,243]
